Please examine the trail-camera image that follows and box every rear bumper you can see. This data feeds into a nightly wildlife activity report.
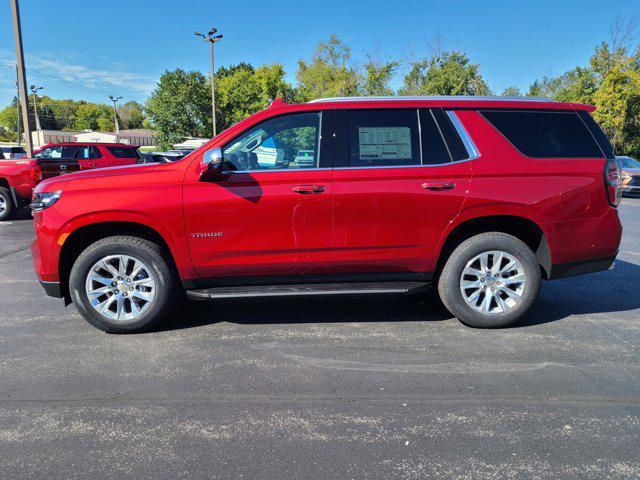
[39,280,63,298]
[548,256,617,280]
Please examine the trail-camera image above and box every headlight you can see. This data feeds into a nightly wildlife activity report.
[30,191,62,212]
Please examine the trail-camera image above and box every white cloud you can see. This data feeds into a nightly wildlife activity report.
[0,50,157,97]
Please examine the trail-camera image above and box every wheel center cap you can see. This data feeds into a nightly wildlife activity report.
[117,281,128,293]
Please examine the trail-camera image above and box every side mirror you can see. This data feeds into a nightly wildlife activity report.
[202,147,224,175]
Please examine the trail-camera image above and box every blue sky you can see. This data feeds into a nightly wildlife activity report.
[1,0,639,106]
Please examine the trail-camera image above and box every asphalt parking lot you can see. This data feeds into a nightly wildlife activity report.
[1,200,639,479]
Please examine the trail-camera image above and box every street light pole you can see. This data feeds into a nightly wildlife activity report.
[14,66,21,146]
[10,0,33,156]
[209,40,216,137]
[195,28,223,137]
[109,95,122,142]
[30,85,43,132]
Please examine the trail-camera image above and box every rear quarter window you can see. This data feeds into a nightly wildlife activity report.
[481,110,604,158]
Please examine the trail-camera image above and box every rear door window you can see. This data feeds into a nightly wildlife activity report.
[419,109,453,165]
[431,109,469,161]
[75,146,102,159]
[106,147,141,159]
[347,110,421,167]
[482,110,603,158]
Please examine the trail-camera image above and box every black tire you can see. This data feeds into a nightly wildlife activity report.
[69,236,175,333]
[437,232,541,328]
[0,187,15,221]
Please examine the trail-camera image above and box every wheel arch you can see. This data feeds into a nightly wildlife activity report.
[58,221,181,302]
[434,215,552,280]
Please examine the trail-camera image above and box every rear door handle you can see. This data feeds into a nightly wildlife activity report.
[292,184,326,194]
[422,180,456,191]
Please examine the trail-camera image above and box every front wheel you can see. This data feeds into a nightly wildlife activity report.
[69,236,175,333]
[438,232,541,328]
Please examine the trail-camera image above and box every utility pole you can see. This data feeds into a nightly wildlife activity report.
[30,85,43,132]
[195,28,223,137]
[109,95,122,142]
[10,0,33,156]
[14,66,21,146]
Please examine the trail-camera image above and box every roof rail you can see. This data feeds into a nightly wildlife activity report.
[308,95,555,103]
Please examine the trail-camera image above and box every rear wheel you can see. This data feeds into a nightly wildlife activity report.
[69,236,174,333]
[438,232,541,328]
[0,187,15,221]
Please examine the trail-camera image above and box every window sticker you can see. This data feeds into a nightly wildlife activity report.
[358,127,412,160]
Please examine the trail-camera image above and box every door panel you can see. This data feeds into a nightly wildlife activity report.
[184,170,332,280]
[332,163,471,277]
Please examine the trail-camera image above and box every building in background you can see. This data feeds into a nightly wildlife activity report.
[26,129,155,148]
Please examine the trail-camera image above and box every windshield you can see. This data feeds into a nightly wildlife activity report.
[619,157,640,169]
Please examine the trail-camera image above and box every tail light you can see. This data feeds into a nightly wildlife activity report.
[28,163,42,183]
[604,159,622,207]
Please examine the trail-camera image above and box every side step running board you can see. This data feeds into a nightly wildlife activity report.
[186,282,429,300]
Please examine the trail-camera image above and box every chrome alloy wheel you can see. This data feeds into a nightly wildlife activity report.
[85,255,156,323]
[459,250,526,315]
[0,195,6,215]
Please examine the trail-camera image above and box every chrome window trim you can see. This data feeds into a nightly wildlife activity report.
[446,110,480,161]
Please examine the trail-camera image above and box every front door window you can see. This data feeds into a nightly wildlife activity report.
[222,113,321,171]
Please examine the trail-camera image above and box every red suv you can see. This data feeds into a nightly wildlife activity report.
[30,96,623,333]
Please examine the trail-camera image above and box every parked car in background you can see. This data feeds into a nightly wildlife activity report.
[30,96,622,333]
[138,151,185,164]
[0,142,142,221]
[0,145,27,159]
[618,155,640,195]
[35,143,142,168]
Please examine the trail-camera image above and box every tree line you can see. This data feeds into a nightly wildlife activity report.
[1,29,639,155]
[0,96,146,139]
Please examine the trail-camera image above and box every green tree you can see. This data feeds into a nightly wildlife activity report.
[527,67,596,104]
[362,54,398,95]
[118,101,145,129]
[145,69,211,149]
[216,63,294,130]
[592,60,640,157]
[296,35,361,101]
[400,51,491,96]
[501,86,523,97]
[73,103,112,130]
[0,99,19,137]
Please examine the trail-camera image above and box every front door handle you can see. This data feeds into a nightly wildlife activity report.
[422,180,456,191]
[292,184,326,194]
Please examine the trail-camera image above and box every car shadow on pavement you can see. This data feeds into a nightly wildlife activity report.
[514,259,640,328]
[11,208,33,221]
[158,260,640,332]
[160,293,453,332]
